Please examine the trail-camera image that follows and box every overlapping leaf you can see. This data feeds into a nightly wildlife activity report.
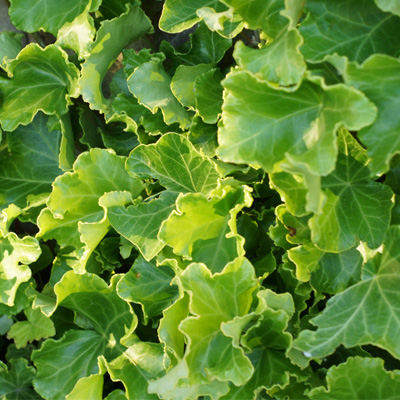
[79,5,153,113]
[293,226,400,361]
[109,133,220,260]
[343,54,400,175]
[159,183,251,272]
[37,149,143,267]
[310,153,393,252]
[32,272,136,400]
[217,71,376,175]
[117,256,179,323]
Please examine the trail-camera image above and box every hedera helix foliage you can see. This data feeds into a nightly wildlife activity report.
[1,0,400,398]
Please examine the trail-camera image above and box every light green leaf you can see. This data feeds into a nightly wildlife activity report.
[288,245,362,294]
[126,133,220,195]
[159,184,251,272]
[109,191,178,261]
[308,357,400,399]
[32,272,136,400]
[217,71,376,175]
[178,258,258,385]
[9,0,94,35]
[344,54,400,175]
[37,148,143,253]
[0,358,37,400]
[117,256,179,323]
[374,0,400,15]
[159,0,220,33]
[171,64,214,109]
[299,0,400,63]
[66,373,104,400]
[269,172,308,216]
[197,6,244,38]
[221,0,287,38]
[0,113,62,209]
[79,5,153,112]
[0,233,41,306]
[148,358,229,400]
[7,307,55,349]
[56,4,96,60]
[194,68,224,124]
[0,44,79,132]
[234,28,305,88]
[310,153,393,252]
[160,22,232,67]
[158,294,190,363]
[105,342,165,400]
[0,31,23,70]
[127,61,193,129]
[293,226,400,361]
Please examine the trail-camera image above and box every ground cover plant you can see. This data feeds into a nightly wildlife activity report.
[0,0,400,398]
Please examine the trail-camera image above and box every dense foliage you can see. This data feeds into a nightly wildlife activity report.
[1,0,400,398]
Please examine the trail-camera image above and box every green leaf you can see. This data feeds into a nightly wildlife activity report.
[159,0,220,33]
[171,64,214,109]
[194,68,224,124]
[32,272,136,400]
[0,31,23,70]
[108,191,178,261]
[79,5,153,113]
[105,342,165,400]
[288,245,362,294]
[126,133,220,195]
[299,0,400,63]
[0,233,41,306]
[233,28,306,88]
[32,330,104,400]
[269,172,308,216]
[7,307,55,349]
[310,153,393,252]
[219,350,306,399]
[0,358,37,400]
[293,226,400,361]
[117,256,179,323]
[0,44,79,132]
[127,60,193,129]
[160,22,232,67]
[0,113,62,209]
[308,357,400,399]
[222,0,287,38]
[37,148,143,254]
[56,4,96,60]
[178,258,258,385]
[159,184,251,272]
[9,0,93,35]
[344,54,400,175]
[217,71,376,175]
